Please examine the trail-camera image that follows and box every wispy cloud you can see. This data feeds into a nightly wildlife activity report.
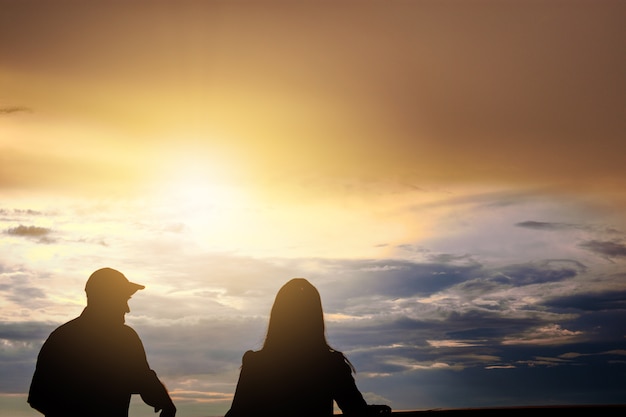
[515,221,577,231]
[579,240,626,258]
[0,106,32,116]
[0,322,56,343]
[170,389,233,404]
[0,209,43,217]
[0,268,49,309]
[544,289,626,312]
[493,260,585,287]
[4,225,55,243]
[501,324,583,346]
[427,340,485,348]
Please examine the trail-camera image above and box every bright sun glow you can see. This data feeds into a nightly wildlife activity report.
[151,169,248,228]
[136,145,417,258]
[140,146,265,254]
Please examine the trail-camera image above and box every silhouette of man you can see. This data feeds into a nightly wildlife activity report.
[28,267,176,417]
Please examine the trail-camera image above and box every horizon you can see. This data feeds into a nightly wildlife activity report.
[2,1,626,416]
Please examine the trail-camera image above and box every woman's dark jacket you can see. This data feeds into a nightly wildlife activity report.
[225,348,368,417]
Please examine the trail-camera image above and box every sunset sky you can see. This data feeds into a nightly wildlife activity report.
[1,1,626,416]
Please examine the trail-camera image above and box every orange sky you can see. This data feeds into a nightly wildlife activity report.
[2,0,625,203]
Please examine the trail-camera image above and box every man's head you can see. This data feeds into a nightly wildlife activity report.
[85,268,145,320]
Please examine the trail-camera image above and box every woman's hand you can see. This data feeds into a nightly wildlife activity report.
[367,404,392,415]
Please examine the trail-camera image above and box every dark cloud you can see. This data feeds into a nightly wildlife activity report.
[427,362,625,408]
[6,225,50,237]
[0,106,31,115]
[444,309,544,340]
[4,225,55,243]
[6,277,626,408]
[312,256,625,401]
[515,222,626,241]
[569,310,626,347]
[544,289,626,312]
[0,285,46,304]
[492,260,584,286]
[330,306,626,408]
[425,253,475,264]
[0,322,60,393]
[0,322,56,343]
[515,221,575,231]
[336,255,586,309]
[313,259,483,303]
[579,240,626,258]
[0,323,54,393]
[0,269,47,306]
[1,257,624,409]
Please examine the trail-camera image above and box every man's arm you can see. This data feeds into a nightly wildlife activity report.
[139,370,177,417]
[28,332,56,415]
[125,326,176,417]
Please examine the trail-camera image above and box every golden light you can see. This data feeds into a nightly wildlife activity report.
[151,166,242,210]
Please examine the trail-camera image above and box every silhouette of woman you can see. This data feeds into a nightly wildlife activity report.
[225,278,391,417]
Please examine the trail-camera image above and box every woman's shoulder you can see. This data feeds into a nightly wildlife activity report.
[326,349,344,360]
[329,349,345,357]
[328,349,352,369]
[241,349,277,367]
[242,348,346,363]
[241,349,258,364]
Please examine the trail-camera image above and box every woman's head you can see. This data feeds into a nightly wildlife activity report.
[263,278,328,352]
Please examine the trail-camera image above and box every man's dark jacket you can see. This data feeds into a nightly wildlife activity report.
[28,308,174,417]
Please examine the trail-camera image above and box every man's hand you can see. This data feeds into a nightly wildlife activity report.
[154,405,176,417]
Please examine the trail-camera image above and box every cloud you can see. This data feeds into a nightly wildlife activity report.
[579,240,626,258]
[0,322,60,393]
[501,324,583,346]
[438,309,547,342]
[0,322,56,344]
[1,233,624,411]
[0,209,43,218]
[311,259,483,303]
[5,225,51,237]
[515,221,575,231]
[0,106,31,115]
[427,340,485,348]
[435,259,586,315]
[0,285,46,304]
[4,251,626,410]
[514,221,625,237]
[4,225,55,243]
[543,289,626,312]
[0,270,48,308]
[169,389,232,404]
[492,260,584,286]
[559,349,626,360]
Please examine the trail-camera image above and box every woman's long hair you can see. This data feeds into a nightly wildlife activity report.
[263,278,329,352]
[262,278,356,371]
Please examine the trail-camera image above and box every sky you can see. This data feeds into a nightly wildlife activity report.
[1,0,626,416]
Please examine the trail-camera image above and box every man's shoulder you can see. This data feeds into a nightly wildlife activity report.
[50,317,141,339]
[120,323,142,338]
[47,316,82,336]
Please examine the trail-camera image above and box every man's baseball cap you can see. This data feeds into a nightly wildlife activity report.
[85,267,145,299]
